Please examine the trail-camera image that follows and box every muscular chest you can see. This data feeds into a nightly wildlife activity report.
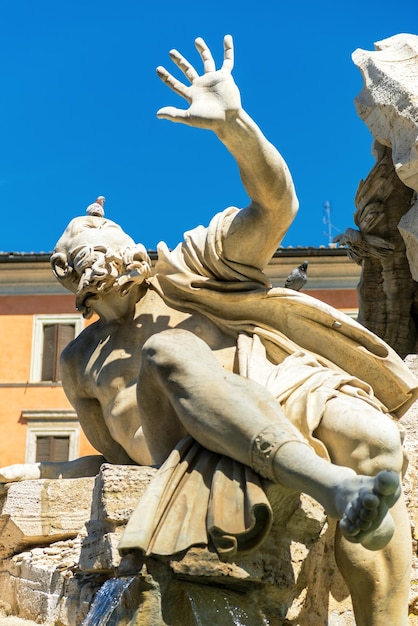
[82,293,237,398]
[82,323,143,399]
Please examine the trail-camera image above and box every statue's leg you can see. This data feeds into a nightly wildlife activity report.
[314,397,410,626]
[138,329,401,546]
[137,328,309,466]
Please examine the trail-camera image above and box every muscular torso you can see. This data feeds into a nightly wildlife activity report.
[61,287,237,464]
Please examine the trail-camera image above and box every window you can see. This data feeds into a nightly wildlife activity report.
[41,323,75,381]
[36,435,70,462]
[30,315,84,383]
[23,410,80,463]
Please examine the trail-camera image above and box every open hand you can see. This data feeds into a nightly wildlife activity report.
[156,35,242,131]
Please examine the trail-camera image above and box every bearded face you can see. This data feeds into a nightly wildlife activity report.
[71,244,123,314]
[51,216,152,318]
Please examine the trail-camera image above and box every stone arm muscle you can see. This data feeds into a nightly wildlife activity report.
[157,35,298,271]
[60,336,135,465]
[67,395,135,465]
[216,111,299,270]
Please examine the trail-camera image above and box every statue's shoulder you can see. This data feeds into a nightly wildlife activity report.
[135,284,174,316]
[61,319,103,362]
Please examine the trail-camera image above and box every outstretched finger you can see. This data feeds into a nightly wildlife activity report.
[169,49,199,83]
[156,66,191,102]
[222,34,234,71]
[195,37,216,73]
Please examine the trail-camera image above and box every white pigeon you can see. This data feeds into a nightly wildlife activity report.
[86,196,106,217]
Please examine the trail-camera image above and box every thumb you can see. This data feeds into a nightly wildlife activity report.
[157,106,191,124]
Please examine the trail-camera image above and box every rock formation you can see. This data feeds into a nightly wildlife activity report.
[337,34,418,357]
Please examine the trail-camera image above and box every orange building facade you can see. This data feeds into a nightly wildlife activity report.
[0,248,360,467]
[0,255,98,467]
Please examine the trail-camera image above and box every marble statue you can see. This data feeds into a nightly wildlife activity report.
[1,36,418,626]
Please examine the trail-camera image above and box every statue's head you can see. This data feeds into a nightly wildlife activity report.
[51,202,152,318]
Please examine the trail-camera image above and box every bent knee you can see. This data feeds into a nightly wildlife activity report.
[320,399,405,474]
[370,417,403,455]
[141,329,210,369]
[354,417,405,475]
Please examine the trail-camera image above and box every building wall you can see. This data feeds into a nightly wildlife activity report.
[0,289,98,466]
[267,251,360,316]
[0,250,361,467]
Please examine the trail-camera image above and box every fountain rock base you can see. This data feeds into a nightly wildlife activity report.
[0,466,353,625]
[2,356,418,625]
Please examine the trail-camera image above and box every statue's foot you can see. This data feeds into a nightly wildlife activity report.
[338,470,400,550]
[0,462,41,482]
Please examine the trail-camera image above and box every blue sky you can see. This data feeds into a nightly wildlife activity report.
[0,0,416,253]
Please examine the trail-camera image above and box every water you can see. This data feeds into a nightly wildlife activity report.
[185,584,270,626]
[82,574,271,626]
[82,576,135,626]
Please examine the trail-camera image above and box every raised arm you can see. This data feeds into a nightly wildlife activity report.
[157,35,298,269]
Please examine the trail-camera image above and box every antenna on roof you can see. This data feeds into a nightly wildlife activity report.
[323,200,338,247]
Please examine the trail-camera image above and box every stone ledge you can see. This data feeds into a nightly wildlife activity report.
[0,477,95,559]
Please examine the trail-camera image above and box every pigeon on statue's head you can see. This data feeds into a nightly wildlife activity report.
[86,196,106,217]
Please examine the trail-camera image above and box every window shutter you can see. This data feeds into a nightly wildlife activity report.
[35,436,52,462]
[36,436,70,462]
[41,325,56,381]
[56,324,75,380]
[52,436,70,462]
[41,324,75,382]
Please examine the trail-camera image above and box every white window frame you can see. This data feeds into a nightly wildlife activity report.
[23,410,80,463]
[30,314,84,383]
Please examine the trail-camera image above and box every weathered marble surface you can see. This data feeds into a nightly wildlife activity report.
[0,466,344,625]
[1,34,417,625]
[338,34,418,357]
[2,361,418,626]
[399,202,418,284]
[0,477,95,559]
[335,143,417,357]
[353,33,418,193]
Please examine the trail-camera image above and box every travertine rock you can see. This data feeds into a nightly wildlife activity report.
[398,197,418,283]
[0,464,346,625]
[4,375,418,626]
[0,476,94,559]
[3,412,418,626]
[79,464,157,572]
[353,34,418,193]
[337,144,418,357]
[3,416,418,626]
[400,356,418,622]
[342,34,418,356]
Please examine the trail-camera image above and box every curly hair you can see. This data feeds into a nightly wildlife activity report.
[51,215,152,318]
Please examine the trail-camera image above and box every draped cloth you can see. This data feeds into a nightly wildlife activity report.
[149,207,418,417]
[118,207,418,559]
[119,435,273,558]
